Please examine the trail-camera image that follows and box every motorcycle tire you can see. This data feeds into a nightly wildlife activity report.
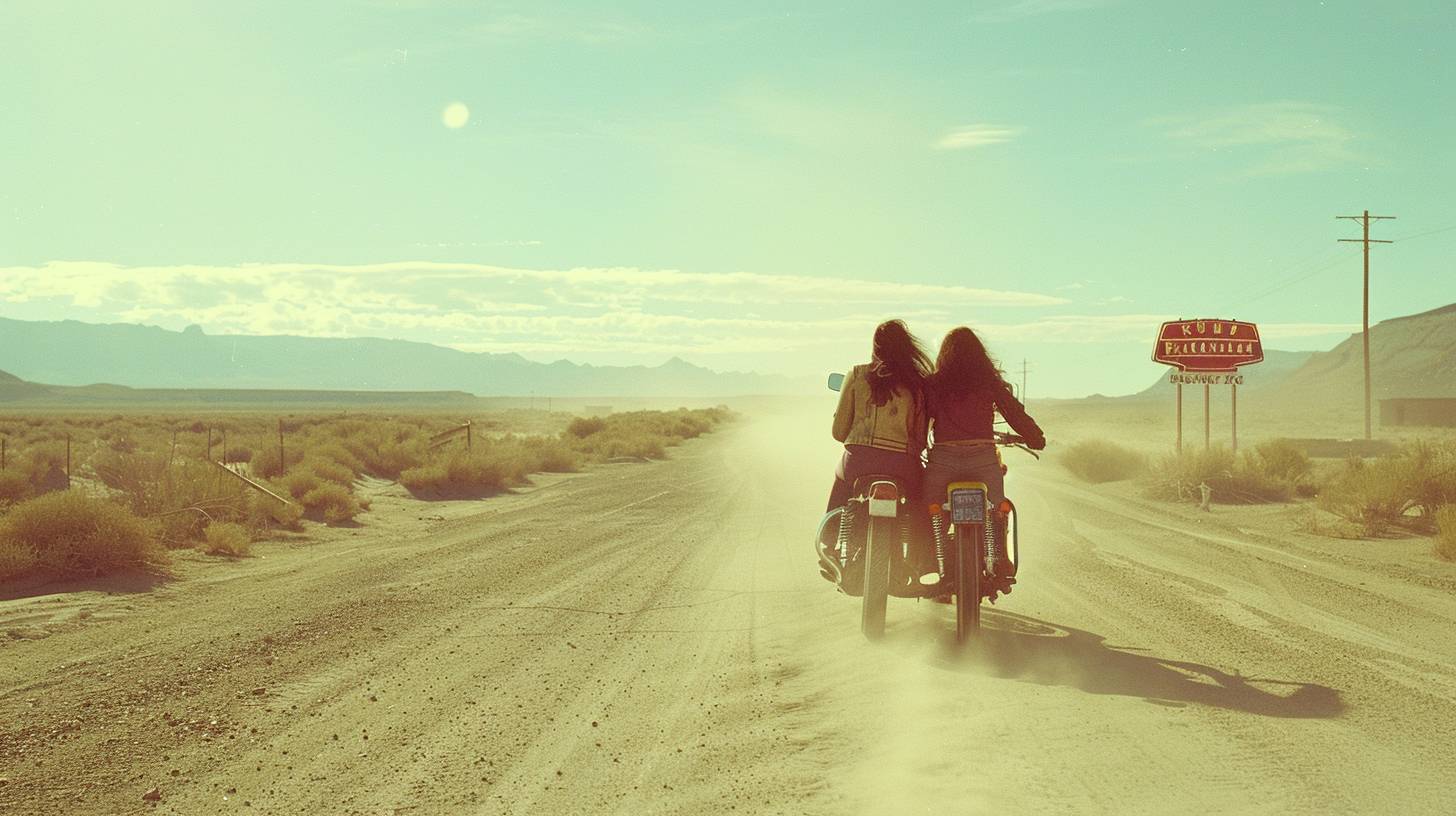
[955,523,983,643]
[861,515,892,640]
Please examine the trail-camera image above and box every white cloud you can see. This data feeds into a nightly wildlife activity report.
[934,124,1023,150]
[1151,101,1361,175]
[0,261,1067,370]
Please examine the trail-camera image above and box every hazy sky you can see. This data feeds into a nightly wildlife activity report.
[3,0,1454,396]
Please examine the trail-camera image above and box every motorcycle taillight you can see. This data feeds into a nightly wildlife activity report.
[869,482,899,501]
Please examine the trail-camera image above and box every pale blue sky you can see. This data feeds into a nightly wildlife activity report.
[2,1,1453,396]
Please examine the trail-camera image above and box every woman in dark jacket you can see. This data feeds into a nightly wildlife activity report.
[924,327,1046,587]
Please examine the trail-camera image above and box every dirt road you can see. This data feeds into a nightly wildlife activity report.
[3,408,1455,814]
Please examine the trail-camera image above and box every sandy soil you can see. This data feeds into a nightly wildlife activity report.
[2,406,1455,815]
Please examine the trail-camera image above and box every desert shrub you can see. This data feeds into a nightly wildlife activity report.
[1435,507,1456,562]
[1399,440,1456,520]
[1317,457,1412,536]
[566,416,608,438]
[563,409,728,463]
[0,538,36,582]
[297,455,355,487]
[530,438,581,472]
[300,482,362,524]
[250,443,306,479]
[92,451,250,547]
[1316,442,1456,536]
[1145,446,1291,504]
[0,469,33,504]
[245,493,304,533]
[278,469,323,501]
[307,442,365,477]
[1061,440,1146,483]
[223,446,253,464]
[1251,439,1313,484]
[400,451,508,497]
[0,491,164,575]
[201,521,252,556]
[92,452,251,547]
[362,440,427,479]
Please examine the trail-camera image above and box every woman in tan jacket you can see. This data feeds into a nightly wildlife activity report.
[826,319,932,511]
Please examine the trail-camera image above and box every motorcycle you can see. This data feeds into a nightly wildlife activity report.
[817,372,1038,643]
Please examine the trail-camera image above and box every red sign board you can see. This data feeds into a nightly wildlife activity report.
[1152,319,1263,372]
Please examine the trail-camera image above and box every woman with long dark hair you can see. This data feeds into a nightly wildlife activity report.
[826,319,932,511]
[924,326,1046,589]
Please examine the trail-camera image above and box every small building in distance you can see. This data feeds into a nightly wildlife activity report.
[1379,398,1456,428]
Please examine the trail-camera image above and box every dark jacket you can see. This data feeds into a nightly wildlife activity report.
[928,379,1045,449]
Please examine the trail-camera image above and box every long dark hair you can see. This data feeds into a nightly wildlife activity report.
[931,326,1004,401]
[867,319,932,405]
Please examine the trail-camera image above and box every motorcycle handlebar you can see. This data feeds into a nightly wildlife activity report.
[993,432,1041,459]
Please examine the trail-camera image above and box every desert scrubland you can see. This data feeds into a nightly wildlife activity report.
[0,406,730,586]
[2,399,1455,815]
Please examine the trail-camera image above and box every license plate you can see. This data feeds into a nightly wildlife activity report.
[949,488,985,524]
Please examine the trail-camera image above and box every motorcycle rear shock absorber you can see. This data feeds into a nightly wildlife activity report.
[835,502,855,565]
[928,506,947,577]
[984,511,999,575]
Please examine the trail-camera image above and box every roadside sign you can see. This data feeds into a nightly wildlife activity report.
[1152,319,1263,372]
[1154,318,1263,456]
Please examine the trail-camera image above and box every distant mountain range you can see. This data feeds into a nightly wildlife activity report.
[1277,303,1456,407]
[0,317,804,398]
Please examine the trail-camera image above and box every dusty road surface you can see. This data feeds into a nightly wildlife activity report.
[3,407,1456,815]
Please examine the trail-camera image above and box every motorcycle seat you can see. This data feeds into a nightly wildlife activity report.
[850,474,904,495]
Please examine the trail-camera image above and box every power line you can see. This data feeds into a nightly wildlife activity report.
[1220,246,1363,313]
[1390,221,1456,243]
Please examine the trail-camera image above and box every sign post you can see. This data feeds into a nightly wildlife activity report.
[1153,319,1263,453]
[1232,383,1238,453]
[1175,384,1183,453]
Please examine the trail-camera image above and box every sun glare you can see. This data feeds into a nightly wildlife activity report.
[442,102,470,129]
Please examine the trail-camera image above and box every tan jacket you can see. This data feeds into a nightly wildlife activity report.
[832,364,927,454]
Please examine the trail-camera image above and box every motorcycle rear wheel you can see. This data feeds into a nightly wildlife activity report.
[955,523,983,643]
[860,515,892,640]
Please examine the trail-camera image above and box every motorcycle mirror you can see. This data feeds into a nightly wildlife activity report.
[827,372,845,392]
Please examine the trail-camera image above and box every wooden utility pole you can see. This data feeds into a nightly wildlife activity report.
[1338,210,1396,440]
[1021,359,1029,402]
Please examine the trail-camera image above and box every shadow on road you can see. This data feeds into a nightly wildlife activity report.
[0,568,170,602]
[936,609,1345,719]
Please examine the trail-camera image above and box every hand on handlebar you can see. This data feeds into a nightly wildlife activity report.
[994,432,1045,456]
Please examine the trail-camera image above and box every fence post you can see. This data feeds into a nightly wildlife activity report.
[66,433,72,489]
[278,418,285,471]
[207,426,214,462]
[1,436,6,471]
[466,420,472,451]
[222,428,228,465]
